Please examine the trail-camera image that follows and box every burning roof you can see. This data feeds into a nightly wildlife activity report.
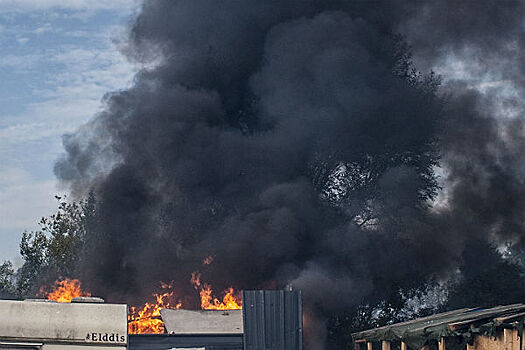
[130,290,302,350]
[39,277,242,335]
[46,0,525,347]
[160,309,243,334]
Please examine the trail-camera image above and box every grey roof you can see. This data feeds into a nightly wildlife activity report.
[352,304,525,350]
[160,309,243,335]
[0,299,127,345]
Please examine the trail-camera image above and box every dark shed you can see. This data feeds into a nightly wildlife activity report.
[352,304,525,350]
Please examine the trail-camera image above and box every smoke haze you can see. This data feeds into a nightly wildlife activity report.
[53,1,525,348]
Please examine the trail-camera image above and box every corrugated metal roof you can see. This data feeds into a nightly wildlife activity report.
[242,290,302,350]
[352,303,525,350]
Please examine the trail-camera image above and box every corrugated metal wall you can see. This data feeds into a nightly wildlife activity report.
[242,290,302,350]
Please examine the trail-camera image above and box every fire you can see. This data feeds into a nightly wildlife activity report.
[40,275,241,335]
[41,278,91,302]
[200,286,242,310]
[191,272,242,310]
[202,255,214,265]
[128,282,182,334]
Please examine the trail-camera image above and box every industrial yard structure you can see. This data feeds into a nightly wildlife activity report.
[0,290,302,350]
[0,298,127,350]
[131,290,302,350]
[352,304,525,350]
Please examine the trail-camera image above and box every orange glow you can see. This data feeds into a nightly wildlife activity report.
[202,255,214,265]
[42,278,91,302]
[191,272,242,310]
[128,282,182,334]
[41,274,241,335]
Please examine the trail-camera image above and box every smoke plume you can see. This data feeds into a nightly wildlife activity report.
[54,1,525,348]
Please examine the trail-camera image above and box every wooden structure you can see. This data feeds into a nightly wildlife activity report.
[352,304,525,350]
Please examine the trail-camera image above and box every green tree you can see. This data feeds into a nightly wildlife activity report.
[15,194,96,298]
[0,261,15,298]
[311,35,442,229]
[445,239,525,309]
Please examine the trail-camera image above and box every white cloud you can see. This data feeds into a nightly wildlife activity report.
[0,167,58,231]
[37,44,137,98]
[0,46,136,164]
[0,1,139,261]
[0,27,137,136]
[33,22,52,34]
[0,0,139,13]
[0,23,136,205]
[0,18,136,169]
[0,53,40,69]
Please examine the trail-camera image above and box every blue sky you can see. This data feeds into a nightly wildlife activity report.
[0,0,138,263]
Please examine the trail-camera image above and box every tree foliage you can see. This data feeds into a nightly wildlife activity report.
[0,261,15,298]
[326,241,525,349]
[14,194,96,298]
[311,35,442,229]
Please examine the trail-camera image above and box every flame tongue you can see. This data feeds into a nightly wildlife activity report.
[42,278,91,302]
[40,274,241,335]
[128,282,182,334]
[200,286,242,310]
[191,272,242,310]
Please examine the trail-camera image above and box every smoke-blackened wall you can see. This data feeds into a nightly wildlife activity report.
[54,1,525,348]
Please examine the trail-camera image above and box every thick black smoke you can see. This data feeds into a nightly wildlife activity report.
[54,1,525,349]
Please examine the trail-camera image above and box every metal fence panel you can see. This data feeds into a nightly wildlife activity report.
[242,290,302,350]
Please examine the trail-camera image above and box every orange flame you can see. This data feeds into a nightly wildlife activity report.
[40,274,241,335]
[191,272,242,310]
[41,278,91,302]
[202,255,214,265]
[128,282,182,334]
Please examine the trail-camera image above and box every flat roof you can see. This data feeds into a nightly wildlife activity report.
[160,309,243,335]
[0,299,127,346]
